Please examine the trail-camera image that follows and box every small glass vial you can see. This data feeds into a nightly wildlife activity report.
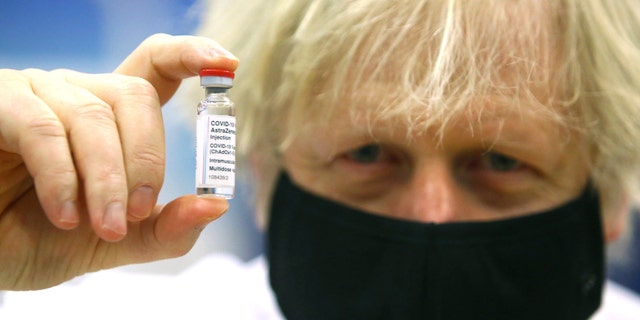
[195,69,236,198]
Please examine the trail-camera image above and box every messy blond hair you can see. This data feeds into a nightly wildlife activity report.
[182,0,640,228]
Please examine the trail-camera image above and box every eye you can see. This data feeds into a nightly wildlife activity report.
[334,143,404,190]
[337,143,403,174]
[460,150,537,197]
[483,152,522,172]
[345,144,383,164]
[464,151,524,173]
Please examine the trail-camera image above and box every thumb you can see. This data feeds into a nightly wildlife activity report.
[118,195,229,265]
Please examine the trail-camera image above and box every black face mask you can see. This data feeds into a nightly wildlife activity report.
[267,173,605,320]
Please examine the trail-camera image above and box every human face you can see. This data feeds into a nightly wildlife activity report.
[281,89,591,224]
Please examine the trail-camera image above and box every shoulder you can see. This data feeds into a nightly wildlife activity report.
[592,280,640,319]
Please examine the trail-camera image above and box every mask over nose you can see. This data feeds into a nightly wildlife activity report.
[267,173,604,320]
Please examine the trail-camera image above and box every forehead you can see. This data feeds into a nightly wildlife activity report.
[294,61,567,148]
[305,86,568,152]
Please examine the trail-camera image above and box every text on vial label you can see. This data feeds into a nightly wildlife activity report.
[196,115,236,187]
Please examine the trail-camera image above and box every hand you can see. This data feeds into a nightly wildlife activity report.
[0,34,238,290]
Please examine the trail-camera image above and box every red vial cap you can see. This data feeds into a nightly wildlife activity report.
[200,69,235,79]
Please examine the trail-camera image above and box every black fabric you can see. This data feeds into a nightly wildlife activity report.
[267,173,605,320]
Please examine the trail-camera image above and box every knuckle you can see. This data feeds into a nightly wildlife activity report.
[75,102,116,126]
[20,68,45,76]
[159,241,191,259]
[46,165,76,180]
[20,68,52,82]
[26,116,66,139]
[134,146,165,166]
[130,145,165,174]
[0,68,20,79]
[171,245,191,258]
[137,33,173,56]
[142,33,172,46]
[94,167,127,188]
[36,164,76,188]
[0,69,31,85]
[117,76,160,108]
[50,68,79,78]
[122,77,157,98]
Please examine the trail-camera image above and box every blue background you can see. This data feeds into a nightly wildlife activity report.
[1,0,639,294]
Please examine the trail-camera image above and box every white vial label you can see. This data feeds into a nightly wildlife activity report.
[196,115,236,192]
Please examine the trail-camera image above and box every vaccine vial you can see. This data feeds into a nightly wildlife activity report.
[195,69,236,198]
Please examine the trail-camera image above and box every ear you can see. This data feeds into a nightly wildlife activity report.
[604,194,630,243]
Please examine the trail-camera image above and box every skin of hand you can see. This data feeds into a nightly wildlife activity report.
[0,34,238,290]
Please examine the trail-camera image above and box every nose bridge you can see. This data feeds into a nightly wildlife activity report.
[402,161,460,223]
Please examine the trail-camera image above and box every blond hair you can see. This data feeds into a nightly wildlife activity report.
[183,0,640,228]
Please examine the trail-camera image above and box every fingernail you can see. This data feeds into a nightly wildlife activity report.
[210,46,238,60]
[59,201,79,228]
[128,186,155,219]
[103,202,126,236]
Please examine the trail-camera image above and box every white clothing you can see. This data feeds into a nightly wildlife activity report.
[0,254,284,320]
[1,253,639,320]
[594,281,640,319]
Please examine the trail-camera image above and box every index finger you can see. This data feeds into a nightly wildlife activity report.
[114,34,239,105]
